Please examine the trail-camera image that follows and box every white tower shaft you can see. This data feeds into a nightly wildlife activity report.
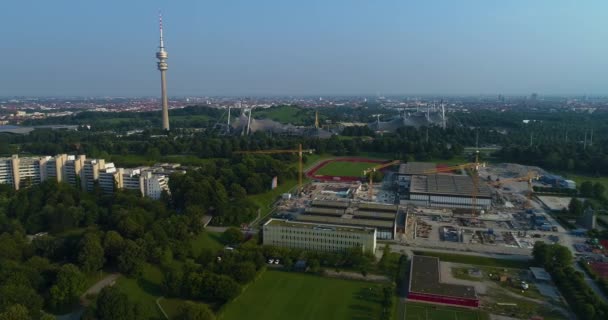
[157,13,170,131]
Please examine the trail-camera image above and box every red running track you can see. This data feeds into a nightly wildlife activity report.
[306,158,388,182]
[407,292,480,308]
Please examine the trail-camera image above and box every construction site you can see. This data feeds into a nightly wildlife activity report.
[255,155,581,319]
[265,157,581,256]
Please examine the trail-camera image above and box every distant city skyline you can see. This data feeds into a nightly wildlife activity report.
[2,1,608,96]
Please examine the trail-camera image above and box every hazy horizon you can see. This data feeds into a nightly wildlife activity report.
[3,1,608,96]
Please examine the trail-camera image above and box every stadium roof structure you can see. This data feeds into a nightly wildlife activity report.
[296,214,394,229]
[398,162,436,175]
[409,255,477,299]
[409,174,492,198]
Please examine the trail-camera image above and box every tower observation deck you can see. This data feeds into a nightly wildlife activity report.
[157,14,170,131]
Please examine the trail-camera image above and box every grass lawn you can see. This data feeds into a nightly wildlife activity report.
[190,231,224,255]
[451,266,546,301]
[255,106,311,125]
[220,270,385,320]
[248,178,298,223]
[404,302,487,320]
[315,161,378,177]
[413,251,532,269]
[115,264,165,320]
[484,291,565,320]
[171,115,210,122]
[302,153,339,166]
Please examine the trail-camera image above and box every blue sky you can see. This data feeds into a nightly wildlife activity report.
[2,0,607,96]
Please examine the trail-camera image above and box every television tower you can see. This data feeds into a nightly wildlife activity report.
[156,13,170,131]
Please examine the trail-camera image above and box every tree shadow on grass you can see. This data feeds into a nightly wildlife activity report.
[353,287,381,304]
[209,232,226,245]
[349,304,374,320]
[137,277,163,297]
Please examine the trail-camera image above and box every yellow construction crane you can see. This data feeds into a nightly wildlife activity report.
[234,144,314,194]
[490,171,539,208]
[362,160,401,200]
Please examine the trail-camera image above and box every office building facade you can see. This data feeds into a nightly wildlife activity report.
[263,219,376,253]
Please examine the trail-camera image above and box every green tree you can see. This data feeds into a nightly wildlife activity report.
[582,304,595,320]
[117,240,145,277]
[0,285,43,319]
[0,304,29,320]
[0,233,23,261]
[222,228,244,245]
[378,244,391,271]
[161,266,184,297]
[78,233,105,273]
[309,259,321,273]
[213,275,241,303]
[282,257,293,270]
[568,197,583,216]
[532,241,548,266]
[233,262,256,284]
[95,286,142,320]
[230,183,247,200]
[49,264,86,308]
[551,244,573,269]
[103,230,124,262]
[580,181,594,198]
[592,182,606,200]
[40,312,56,320]
[177,302,215,320]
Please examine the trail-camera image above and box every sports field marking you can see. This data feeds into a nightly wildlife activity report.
[315,160,378,177]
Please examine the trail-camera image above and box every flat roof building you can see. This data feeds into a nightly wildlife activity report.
[263,219,376,253]
[296,214,395,240]
[407,174,492,210]
[311,199,350,208]
[305,207,345,217]
[529,267,552,282]
[358,202,399,212]
[408,255,479,308]
[352,210,396,220]
[301,200,399,239]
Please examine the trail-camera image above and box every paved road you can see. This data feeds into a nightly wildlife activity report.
[56,273,121,320]
[205,226,229,233]
[388,241,533,259]
[81,273,121,304]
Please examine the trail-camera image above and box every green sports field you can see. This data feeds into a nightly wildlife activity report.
[404,302,487,320]
[315,161,379,177]
[220,271,385,320]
